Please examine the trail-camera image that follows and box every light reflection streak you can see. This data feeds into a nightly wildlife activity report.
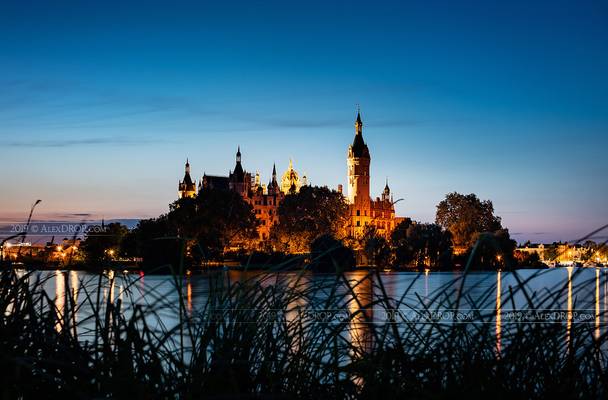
[595,268,600,340]
[566,267,573,349]
[348,272,373,355]
[187,278,192,313]
[496,270,502,356]
[55,271,65,332]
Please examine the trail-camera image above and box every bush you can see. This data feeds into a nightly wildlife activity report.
[309,234,355,272]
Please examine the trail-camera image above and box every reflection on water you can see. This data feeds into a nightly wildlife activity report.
[596,268,600,340]
[347,271,373,355]
[39,267,608,351]
[70,270,79,305]
[55,271,64,332]
[566,267,573,349]
[187,278,192,313]
[496,270,501,356]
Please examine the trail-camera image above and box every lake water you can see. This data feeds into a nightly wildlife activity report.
[20,267,608,353]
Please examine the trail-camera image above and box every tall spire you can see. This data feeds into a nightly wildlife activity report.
[382,177,391,201]
[185,158,190,174]
[351,107,369,158]
[232,146,244,181]
[268,163,279,194]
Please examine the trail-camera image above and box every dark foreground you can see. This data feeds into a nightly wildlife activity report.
[1,268,606,399]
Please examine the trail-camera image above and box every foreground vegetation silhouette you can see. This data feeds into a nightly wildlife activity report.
[0,264,606,399]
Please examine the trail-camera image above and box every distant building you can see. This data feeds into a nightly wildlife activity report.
[515,242,604,264]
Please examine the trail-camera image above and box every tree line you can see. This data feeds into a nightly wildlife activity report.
[81,187,521,271]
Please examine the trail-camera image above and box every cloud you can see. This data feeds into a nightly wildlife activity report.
[249,116,425,130]
[55,213,93,218]
[260,118,343,129]
[4,136,168,148]
[0,78,216,130]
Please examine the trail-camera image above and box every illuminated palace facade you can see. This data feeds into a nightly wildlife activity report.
[346,111,400,238]
[178,111,402,242]
[179,148,306,241]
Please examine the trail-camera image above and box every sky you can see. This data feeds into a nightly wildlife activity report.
[0,0,607,243]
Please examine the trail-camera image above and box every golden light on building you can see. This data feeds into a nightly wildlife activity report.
[175,111,405,248]
[346,110,402,241]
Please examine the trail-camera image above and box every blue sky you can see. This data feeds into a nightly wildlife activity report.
[0,0,607,243]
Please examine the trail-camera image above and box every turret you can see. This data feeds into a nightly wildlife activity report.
[268,163,279,195]
[178,158,197,199]
[382,178,391,202]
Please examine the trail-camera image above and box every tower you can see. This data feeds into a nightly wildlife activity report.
[178,158,197,198]
[229,146,250,196]
[382,178,391,202]
[281,159,301,194]
[347,109,372,237]
[347,109,371,208]
[268,163,280,195]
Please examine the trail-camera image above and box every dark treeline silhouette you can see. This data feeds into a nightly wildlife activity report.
[76,189,526,272]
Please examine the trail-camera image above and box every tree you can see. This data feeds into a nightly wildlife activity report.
[81,222,129,265]
[271,186,349,253]
[542,243,560,262]
[391,220,452,269]
[435,192,502,249]
[167,188,259,259]
[309,234,355,272]
[514,251,547,269]
[362,227,391,267]
[131,216,184,272]
[464,229,517,270]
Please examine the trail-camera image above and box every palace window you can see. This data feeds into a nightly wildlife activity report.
[356,210,360,216]
[356,221,360,227]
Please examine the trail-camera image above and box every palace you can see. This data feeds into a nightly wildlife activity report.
[178,147,305,242]
[177,111,403,243]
